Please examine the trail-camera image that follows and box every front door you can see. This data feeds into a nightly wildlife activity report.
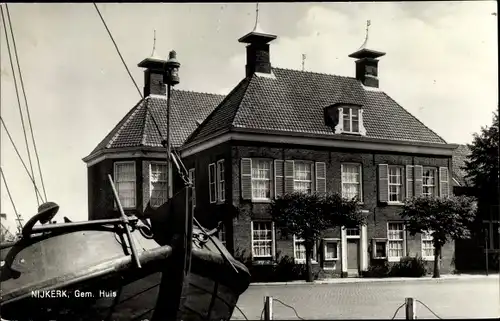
[347,239,360,276]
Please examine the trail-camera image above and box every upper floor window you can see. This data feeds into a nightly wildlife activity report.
[252,160,272,200]
[217,160,225,202]
[114,161,136,208]
[188,168,196,209]
[341,163,362,201]
[423,168,437,197]
[150,162,168,208]
[388,166,403,203]
[294,161,313,194]
[342,107,360,133]
[209,163,216,203]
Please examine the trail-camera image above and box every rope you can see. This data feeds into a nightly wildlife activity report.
[0,117,45,201]
[272,298,305,320]
[233,304,249,320]
[92,3,143,100]
[415,299,442,319]
[0,5,40,206]
[4,3,48,202]
[391,302,406,320]
[0,168,22,232]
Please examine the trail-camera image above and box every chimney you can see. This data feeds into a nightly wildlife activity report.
[137,31,168,97]
[238,5,277,78]
[348,21,386,88]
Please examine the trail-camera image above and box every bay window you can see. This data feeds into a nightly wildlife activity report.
[114,161,136,208]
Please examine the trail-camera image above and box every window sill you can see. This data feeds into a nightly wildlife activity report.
[252,199,272,204]
[294,260,319,265]
[422,257,435,261]
[387,202,404,206]
[388,257,401,263]
[373,256,387,260]
[324,258,339,262]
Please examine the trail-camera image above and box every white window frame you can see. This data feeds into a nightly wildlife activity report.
[341,163,363,202]
[219,224,227,247]
[188,168,196,209]
[293,235,318,264]
[387,222,406,262]
[251,159,272,201]
[209,163,216,204]
[422,167,437,197]
[251,221,275,259]
[113,161,136,209]
[342,107,361,134]
[388,165,404,204]
[217,159,225,202]
[149,162,169,208]
[421,230,435,260]
[323,238,340,262]
[346,227,361,239]
[293,161,313,194]
[483,220,500,251]
[372,238,388,259]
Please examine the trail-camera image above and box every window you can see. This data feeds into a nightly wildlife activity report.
[342,164,362,201]
[252,221,274,258]
[114,162,136,208]
[149,163,168,208]
[423,168,437,197]
[217,160,225,202]
[372,239,388,259]
[422,231,435,259]
[346,227,360,237]
[294,161,313,194]
[251,160,271,200]
[188,168,196,209]
[293,236,317,263]
[388,166,403,203]
[342,107,360,133]
[388,222,405,261]
[209,163,216,203]
[324,239,339,260]
[219,224,226,247]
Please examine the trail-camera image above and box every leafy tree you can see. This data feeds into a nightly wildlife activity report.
[464,112,499,222]
[401,195,477,278]
[269,192,365,282]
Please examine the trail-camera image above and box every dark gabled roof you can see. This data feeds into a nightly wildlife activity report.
[186,68,447,145]
[452,144,472,186]
[84,90,224,161]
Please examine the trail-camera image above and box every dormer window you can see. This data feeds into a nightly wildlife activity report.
[333,105,367,136]
[343,107,360,133]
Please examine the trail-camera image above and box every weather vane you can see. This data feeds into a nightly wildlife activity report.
[302,54,306,71]
[359,19,371,49]
[151,29,157,57]
[253,2,259,31]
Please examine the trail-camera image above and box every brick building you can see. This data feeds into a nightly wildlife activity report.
[84,25,459,277]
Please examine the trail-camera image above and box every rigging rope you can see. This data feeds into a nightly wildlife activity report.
[0,117,45,202]
[5,3,48,202]
[0,168,23,233]
[92,3,143,100]
[0,6,40,206]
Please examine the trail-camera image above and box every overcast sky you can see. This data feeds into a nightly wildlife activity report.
[0,2,498,232]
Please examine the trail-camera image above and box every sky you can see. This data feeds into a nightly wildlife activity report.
[0,2,498,233]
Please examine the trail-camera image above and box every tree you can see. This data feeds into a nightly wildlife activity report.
[269,192,366,282]
[401,195,477,278]
[464,112,499,222]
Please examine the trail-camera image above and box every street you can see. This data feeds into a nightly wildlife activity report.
[232,277,500,320]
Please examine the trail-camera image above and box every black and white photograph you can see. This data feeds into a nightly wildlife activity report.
[0,1,498,320]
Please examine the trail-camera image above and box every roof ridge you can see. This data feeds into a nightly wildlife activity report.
[380,91,448,144]
[272,66,355,80]
[232,74,258,126]
[184,78,251,144]
[172,88,225,98]
[141,101,150,146]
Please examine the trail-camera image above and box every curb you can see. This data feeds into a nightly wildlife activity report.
[249,274,499,286]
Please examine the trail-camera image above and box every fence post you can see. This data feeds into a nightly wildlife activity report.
[405,297,415,320]
[264,296,273,320]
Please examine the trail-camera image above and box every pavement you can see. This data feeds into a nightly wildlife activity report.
[232,274,500,320]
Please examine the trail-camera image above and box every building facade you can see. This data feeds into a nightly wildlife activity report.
[84,24,459,277]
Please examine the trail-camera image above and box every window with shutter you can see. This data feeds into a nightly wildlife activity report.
[274,160,284,198]
[294,161,313,194]
[388,166,403,203]
[342,163,363,201]
[378,164,389,203]
[422,167,437,197]
[439,167,449,197]
[315,162,326,193]
[209,163,216,203]
[251,160,272,200]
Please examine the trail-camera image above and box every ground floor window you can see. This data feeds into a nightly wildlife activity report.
[483,220,500,250]
[293,236,318,263]
[388,222,405,261]
[421,231,435,259]
[252,221,274,258]
[323,239,339,260]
